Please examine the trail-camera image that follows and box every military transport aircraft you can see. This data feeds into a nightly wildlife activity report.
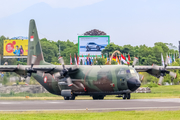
[0,19,178,100]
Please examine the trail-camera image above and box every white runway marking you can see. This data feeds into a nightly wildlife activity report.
[0,102,20,104]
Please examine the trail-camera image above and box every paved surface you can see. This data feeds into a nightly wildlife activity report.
[1,99,180,111]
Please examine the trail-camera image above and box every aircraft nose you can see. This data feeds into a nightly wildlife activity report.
[127,77,141,91]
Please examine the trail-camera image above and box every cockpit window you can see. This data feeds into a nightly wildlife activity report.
[126,70,130,73]
[118,69,126,74]
[130,69,135,73]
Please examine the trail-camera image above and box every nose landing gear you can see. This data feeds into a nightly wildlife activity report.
[122,93,131,100]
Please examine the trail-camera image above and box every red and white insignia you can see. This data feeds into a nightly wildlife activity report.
[44,76,47,83]
[30,36,34,41]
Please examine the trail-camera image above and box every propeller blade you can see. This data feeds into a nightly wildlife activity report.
[31,55,37,66]
[53,72,61,79]
[66,77,73,86]
[169,71,177,78]
[158,76,164,85]
[165,56,169,67]
[17,65,26,70]
[138,73,144,81]
[152,64,160,70]
[132,57,138,67]
[58,57,64,65]
[25,77,31,85]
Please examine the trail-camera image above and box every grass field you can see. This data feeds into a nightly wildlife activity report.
[1,110,180,120]
[0,85,180,100]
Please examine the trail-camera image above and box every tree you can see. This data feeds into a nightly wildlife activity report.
[102,43,120,54]
[155,42,169,53]
[84,29,106,35]
[94,58,106,65]
[143,55,158,65]
[111,60,118,65]
[40,38,59,63]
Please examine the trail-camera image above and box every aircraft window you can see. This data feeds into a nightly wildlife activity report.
[126,70,130,73]
[130,69,135,73]
[118,69,126,74]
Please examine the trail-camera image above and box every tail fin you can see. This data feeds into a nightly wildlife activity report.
[27,19,46,65]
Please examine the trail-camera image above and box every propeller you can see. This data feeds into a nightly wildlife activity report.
[26,55,37,84]
[132,57,138,67]
[57,57,73,86]
[17,55,37,85]
[152,56,176,85]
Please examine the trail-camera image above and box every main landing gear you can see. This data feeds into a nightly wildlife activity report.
[122,93,131,100]
[63,94,76,100]
[92,95,105,100]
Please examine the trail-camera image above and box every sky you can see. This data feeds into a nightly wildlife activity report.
[0,0,180,47]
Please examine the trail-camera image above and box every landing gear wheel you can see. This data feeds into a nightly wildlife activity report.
[122,94,127,100]
[64,96,69,100]
[127,93,131,99]
[98,95,104,100]
[69,94,76,100]
[92,95,104,100]
[93,96,99,100]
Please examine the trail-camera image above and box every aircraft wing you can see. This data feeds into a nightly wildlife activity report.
[135,66,180,72]
[134,66,153,72]
[0,65,78,73]
[0,65,18,72]
[165,66,180,70]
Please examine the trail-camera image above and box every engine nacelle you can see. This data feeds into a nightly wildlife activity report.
[61,89,72,97]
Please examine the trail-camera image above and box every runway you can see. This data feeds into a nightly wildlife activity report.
[1,99,180,111]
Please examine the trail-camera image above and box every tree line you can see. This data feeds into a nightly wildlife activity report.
[0,35,178,66]
[0,35,179,85]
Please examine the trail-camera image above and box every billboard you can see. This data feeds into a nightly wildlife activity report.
[3,40,28,58]
[78,36,110,56]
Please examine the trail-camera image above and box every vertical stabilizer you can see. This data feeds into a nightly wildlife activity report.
[27,19,46,65]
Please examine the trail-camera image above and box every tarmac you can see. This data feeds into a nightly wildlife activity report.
[1,98,180,111]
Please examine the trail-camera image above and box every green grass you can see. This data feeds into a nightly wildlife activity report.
[0,110,180,120]
[1,85,180,100]
[131,85,180,99]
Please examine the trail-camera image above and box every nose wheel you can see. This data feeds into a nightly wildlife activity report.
[122,93,131,99]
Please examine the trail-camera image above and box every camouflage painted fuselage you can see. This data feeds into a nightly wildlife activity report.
[31,65,140,96]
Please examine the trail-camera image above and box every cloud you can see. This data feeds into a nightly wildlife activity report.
[0,0,103,18]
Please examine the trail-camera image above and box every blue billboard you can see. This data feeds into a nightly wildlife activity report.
[78,36,110,56]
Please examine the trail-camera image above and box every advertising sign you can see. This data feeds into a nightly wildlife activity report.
[78,36,110,56]
[3,40,28,58]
